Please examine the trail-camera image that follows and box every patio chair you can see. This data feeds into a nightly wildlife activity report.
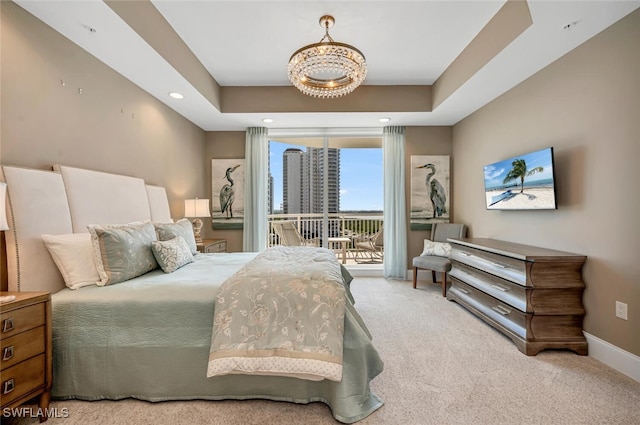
[272,221,319,247]
[354,226,384,263]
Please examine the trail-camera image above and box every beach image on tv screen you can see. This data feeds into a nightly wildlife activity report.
[483,147,556,210]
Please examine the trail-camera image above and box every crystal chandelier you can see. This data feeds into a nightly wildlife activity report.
[288,15,367,99]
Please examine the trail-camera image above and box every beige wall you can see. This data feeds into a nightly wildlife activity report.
[452,10,640,355]
[0,2,207,220]
[204,131,245,252]
[204,127,453,257]
[405,127,453,266]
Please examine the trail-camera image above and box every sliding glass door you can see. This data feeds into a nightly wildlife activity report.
[268,134,382,264]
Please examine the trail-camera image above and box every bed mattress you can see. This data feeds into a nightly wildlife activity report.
[51,252,383,423]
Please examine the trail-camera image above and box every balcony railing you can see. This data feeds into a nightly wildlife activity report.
[267,213,383,260]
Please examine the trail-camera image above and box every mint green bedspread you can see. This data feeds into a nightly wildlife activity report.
[51,252,384,423]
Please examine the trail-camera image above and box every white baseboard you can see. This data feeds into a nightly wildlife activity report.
[584,332,640,383]
[361,271,640,383]
[347,266,384,277]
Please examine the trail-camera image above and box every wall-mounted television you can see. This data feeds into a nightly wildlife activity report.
[483,147,557,210]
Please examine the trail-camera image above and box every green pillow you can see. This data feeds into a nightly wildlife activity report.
[88,222,158,286]
[154,219,198,255]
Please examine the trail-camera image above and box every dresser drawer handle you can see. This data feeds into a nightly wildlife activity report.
[458,287,470,295]
[492,305,511,315]
[2,318,14,333]
[2,346,14,361]
[2,378,15,395]
[492,262,507,269]
[491,284,509,292]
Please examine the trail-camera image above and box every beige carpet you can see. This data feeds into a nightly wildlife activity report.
[5,277,640,424]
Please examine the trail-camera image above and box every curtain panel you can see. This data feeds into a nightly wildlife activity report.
[382,126,408,278]
[243,127,269,252]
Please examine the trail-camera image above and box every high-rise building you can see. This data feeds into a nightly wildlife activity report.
[283,147,340,215]
[282,148,304,214]
[302,147,340,213]
[268,173,274,214]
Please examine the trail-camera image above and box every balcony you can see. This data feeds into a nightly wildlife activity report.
[268,213,383,266]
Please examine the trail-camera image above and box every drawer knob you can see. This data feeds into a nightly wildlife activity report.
[2,345,14,361]
[2,378,15,395]
[492,305,512,315]
[2,318,14,333]
[491,284,509,292]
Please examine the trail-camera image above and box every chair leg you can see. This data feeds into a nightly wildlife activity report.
[431,270,436,283]
[441,272,447,297]
[413,267,418,289]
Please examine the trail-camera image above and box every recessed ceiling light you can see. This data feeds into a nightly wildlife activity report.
[169,92,184,99]
[379,117,391,123]
[262,118,274,123]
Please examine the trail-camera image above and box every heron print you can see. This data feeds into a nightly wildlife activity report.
[410,155,450,228]
[211,159,245,229]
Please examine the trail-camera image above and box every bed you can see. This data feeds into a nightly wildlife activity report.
[1,164,384,423]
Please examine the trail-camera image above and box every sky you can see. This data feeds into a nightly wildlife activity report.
[483,147,555,190]
[269,141,383,212]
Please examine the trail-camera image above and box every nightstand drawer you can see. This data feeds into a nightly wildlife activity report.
[1,354,45,406]
[205,241,226,253]
[1,326,45,370]
[198,239,227,253]
[1,303,45,338]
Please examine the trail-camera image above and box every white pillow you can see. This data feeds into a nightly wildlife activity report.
[421,239,452,257]
[151,236,194,273]
[41,233,100,290]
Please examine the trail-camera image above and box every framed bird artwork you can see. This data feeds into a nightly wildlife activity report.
[211,159,245,229]
[410,155,450,230]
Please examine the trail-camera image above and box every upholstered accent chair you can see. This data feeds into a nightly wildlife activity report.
[412,223,467,296]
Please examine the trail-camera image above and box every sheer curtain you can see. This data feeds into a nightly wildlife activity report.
[382,126,408,278]
[243,127,269,252]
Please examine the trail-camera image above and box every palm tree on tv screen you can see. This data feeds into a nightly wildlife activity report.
[503,159,543,193]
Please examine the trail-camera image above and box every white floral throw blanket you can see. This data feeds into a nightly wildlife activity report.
[207,246,346,382]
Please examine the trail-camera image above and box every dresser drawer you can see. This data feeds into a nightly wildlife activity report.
[449,277,527,339]
[1,326,45,371]
[1,354,45,406]
[450,261,527,312]
[451,245,527,286]
[1,303,45,339]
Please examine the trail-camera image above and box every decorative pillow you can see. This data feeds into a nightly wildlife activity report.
[41,233,99,290]
[154,219,198,255]
[421,239,452,257]
[151,236,194,273]
[88,222,158,286]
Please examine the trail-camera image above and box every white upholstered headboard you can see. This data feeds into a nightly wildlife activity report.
[1,165,173,293]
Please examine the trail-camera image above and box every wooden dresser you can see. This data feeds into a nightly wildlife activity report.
[446,238,587,356]
[0,292,52,422]
[198,239,227,253]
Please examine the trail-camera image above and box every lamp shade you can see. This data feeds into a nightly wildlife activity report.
[0,182,8,231]
[184,198,210,218]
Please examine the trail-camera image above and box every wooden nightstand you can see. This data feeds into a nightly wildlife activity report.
[1,292,52,422]
[197,239,227,253]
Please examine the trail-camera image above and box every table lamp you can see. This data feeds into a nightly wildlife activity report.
[184,198,210,244]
